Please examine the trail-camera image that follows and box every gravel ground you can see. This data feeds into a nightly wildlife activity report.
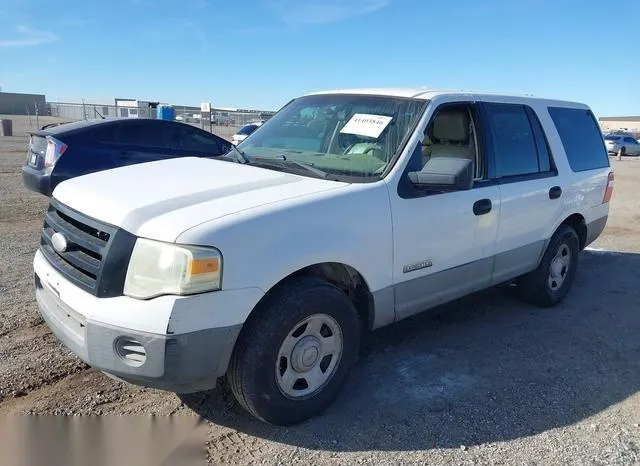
[1,129,639,465]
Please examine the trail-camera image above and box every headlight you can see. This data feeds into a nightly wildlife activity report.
[124,238,222,299]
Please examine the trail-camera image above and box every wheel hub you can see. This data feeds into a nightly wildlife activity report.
[551,257,564,277]
[291,336,321,372]
[548,244,571,290]
[275,313,344,399]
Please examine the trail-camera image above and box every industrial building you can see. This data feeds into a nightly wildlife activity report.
[598,116,640,134]
[0,92,47,116]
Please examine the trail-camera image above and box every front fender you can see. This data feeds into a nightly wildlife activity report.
[177,183,395,297]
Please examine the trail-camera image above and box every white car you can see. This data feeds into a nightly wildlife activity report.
[231,122,263,145]
[33,88,613,425]
[604,134,640,156]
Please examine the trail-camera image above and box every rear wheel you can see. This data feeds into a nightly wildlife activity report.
[517,225,580,307]
[227,277,360,425]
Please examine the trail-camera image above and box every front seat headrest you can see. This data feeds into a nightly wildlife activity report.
[432,110,470,143]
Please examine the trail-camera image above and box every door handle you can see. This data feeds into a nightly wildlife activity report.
[473,198,492,216]
[549,186,562,200]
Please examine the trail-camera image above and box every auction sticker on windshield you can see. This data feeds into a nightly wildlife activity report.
[340,113,393,139]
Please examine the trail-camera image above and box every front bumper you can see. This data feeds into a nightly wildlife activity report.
[33,250,257,394]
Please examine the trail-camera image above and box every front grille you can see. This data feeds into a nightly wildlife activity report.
[39,200,137,297]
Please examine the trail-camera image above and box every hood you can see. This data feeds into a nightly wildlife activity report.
[53,157,347,242]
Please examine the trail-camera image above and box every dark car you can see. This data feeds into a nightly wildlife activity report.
[22,118,232,196]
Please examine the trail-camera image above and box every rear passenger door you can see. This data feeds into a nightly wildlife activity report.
[478,102,562,284]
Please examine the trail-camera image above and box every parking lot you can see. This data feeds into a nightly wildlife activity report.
[1,123,640,465]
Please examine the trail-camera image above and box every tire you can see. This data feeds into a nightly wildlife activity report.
[619,146,626,157]
[227,277,360,425]
[517,225,580,307]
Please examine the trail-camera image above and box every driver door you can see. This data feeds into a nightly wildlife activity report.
[388,100,501,321]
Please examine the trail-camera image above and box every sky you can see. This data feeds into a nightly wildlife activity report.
[0,0,638,116]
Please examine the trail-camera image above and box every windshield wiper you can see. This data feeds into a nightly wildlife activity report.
[252,154,330,179]
[226,148,331,179]
[228,144,250,164]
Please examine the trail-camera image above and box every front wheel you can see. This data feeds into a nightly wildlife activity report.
[227,277,361,425]
[517,225,580,307]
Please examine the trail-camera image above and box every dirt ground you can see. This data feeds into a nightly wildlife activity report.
[1,128,639,465]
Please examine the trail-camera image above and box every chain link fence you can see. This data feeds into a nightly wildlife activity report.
[46,102,275,139]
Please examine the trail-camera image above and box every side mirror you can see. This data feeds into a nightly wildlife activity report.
[408,157,473,191]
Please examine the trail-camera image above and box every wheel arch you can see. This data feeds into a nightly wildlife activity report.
[536,212,588,269]
[544,211,588,253]
[247,262,376,333]
[560,213,587,250]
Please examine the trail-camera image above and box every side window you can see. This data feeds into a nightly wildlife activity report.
[92,124,119,144]
[624,137,638,144]
[170,125,226,153]
[484,103,539,178]
[117,122,167,148]
[548,107,609,172]
[420,103,482,178]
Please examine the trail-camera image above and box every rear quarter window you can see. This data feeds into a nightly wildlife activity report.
[548,107,609,172]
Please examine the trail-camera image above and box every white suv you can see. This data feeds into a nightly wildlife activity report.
[33,89,613,425]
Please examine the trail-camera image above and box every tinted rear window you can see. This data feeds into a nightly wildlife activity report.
[117,122,160,147]
[548,107,609,172]
[93,121,168,147]
[44,119,107,135]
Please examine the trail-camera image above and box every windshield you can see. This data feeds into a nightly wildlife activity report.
[236,93,427,181]
[604,135,621,141]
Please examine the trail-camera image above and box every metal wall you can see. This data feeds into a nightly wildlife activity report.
[47,102,160,120]
[0,92,47,116]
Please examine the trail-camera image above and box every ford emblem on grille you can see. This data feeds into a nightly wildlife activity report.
[51,232,68,253]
